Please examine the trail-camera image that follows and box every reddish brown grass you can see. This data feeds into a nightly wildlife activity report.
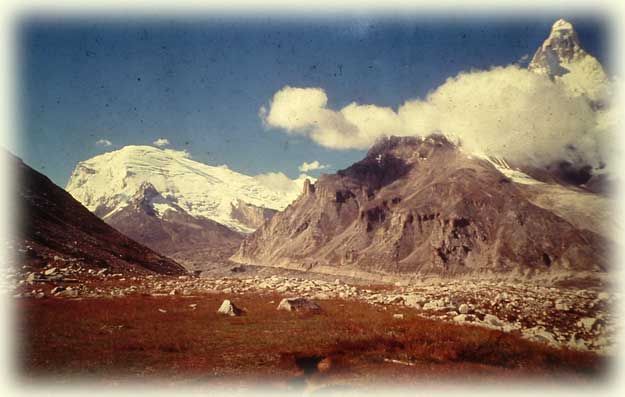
[16,293,604,385]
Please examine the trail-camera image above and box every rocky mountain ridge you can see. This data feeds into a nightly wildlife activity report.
[233,135,611,279]
[103,181,244,269]
[13,152,186,276]
[65,145,310,263]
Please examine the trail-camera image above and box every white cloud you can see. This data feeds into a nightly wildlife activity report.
[163,148,190,159]
[298,160,330,173]
[262,65,613,169]
[254,172,317,201]
[96,139,112,147]
[254,171,307,196]
[153,138,170,147]
[258,106,268,126]
[397,66,599,167]
[261,86,361,149]
[517,53,530,64]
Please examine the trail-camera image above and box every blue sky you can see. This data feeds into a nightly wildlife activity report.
[16,14,608,187]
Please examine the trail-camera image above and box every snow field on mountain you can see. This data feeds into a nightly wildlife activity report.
[66,146,310,233]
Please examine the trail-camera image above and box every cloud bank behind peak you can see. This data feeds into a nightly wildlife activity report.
[261,65,616,170]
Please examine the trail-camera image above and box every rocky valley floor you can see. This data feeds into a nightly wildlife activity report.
[2,257,619,391]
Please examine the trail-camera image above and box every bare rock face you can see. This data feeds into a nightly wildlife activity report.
[230,199,277,230]
[303,178,315,196]
[105,182,243,266]
[232,135,609,278]
[13,152,186,276]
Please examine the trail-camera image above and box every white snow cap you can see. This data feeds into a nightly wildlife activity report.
[66,145,311,233]
[551,19,574,32]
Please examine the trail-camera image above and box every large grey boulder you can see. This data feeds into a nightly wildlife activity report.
[277,297,321,314]
[217,299,243,316]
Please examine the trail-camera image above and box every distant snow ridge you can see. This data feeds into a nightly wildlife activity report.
[66,146,311,233]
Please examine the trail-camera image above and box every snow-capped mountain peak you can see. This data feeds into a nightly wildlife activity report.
[529,19,583,74]
[66,145,312,233]
[528,19,609,102]
[551,18,574,32]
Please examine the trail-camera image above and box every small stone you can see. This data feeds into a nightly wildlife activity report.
[567,334,588,350]
[492,292,508,306]
[458,304,470,314]
[388,295,404,304]
[423,300,443,311]
[57,288,78,298]
[555,300,569,311]
[524,327,557,346]
[51,286,66,295]
[276,285,290,293]
[578,317,597,332]
[44,268,57,276]
[453,314,474,322]
[483,314,504,328]
[403,295,423,308]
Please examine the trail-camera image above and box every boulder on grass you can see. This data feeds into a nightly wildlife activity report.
[277,298,321,314]
[217,299,243,316]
